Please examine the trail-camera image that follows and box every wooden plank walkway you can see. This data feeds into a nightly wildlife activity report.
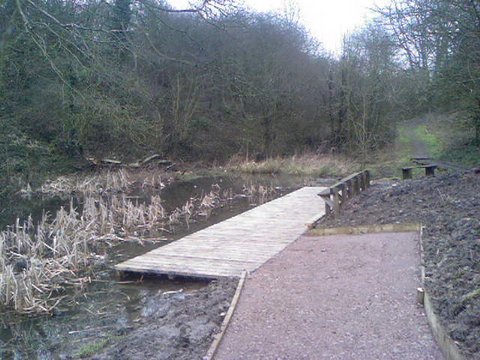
[115,187,326,279]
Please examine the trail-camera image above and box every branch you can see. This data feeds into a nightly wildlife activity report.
[143,31,195,66]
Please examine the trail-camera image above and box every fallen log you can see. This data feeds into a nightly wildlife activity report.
[101,158,122,165]
[85,155,174,168]
[141,154,162,165]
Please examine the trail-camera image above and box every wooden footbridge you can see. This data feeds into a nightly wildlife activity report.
[115,187,326,279]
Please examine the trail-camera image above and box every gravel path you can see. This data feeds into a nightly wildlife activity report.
[216,232,443,359]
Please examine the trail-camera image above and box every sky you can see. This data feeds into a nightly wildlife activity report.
[169,0,390,54]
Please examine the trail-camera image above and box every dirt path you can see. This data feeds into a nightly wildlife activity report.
[400,119,433,159]
[216,232,443,360]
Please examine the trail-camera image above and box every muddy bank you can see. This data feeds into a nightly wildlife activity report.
[90,278,237,360]
[317,170,480,359]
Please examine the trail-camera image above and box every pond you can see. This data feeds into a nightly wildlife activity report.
[0,172,332,359]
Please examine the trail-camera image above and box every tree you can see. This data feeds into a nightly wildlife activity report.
[379,0,480,144]
[334,24,398,158]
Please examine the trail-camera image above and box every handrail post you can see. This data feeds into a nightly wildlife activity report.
[331,188,340,218]
[325,194,332,215]
[344,179,350,200]
[359,172,365,190]
[353,176,359,195]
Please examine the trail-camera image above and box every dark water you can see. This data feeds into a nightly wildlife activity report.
[0,172,331,359]
[0,195,68,231]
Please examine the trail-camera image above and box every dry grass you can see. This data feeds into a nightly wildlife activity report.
[0,193,170,314]
[227,153,358,177]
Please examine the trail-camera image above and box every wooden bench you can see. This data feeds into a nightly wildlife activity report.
[318,170,370,218]
[402,164,437,179]
[410,157,433,163]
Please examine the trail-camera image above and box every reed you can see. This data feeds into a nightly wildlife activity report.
[242,183,277,204]
[198,184,221,219]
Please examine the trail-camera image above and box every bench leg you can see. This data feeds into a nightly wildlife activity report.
[425,167,435,177]
[402,168,412,180]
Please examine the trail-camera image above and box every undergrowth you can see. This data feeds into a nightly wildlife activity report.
[439,142,480,167]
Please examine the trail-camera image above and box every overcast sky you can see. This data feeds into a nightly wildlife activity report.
[169,0,390,54]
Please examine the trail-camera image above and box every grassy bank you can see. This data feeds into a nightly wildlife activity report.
[226,154,359,178]
[427,113,480,167]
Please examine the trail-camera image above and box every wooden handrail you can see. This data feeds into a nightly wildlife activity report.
[318,170,370,218]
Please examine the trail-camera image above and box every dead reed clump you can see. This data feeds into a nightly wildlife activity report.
[167,184,224,226]
[167,197,197,228]
[39,169,171,198]
[141,173,166,191]
[198,186,221,219]
[0,209,95,314]
[39,169,133,196]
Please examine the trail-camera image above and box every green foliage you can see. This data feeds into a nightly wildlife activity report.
[1,0,402,165]
[336,24,398,157]
[439,144,480,167]
[76,339,110,358]
[75,335,125,358]
[4,0,458,199]
[395,125,413,165]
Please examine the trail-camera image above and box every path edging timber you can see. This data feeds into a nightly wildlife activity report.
[307,223,421,236]
[203,271,247,360]
[419,225,465,360]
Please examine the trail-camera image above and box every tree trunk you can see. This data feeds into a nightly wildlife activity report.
[337,67,347,148]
